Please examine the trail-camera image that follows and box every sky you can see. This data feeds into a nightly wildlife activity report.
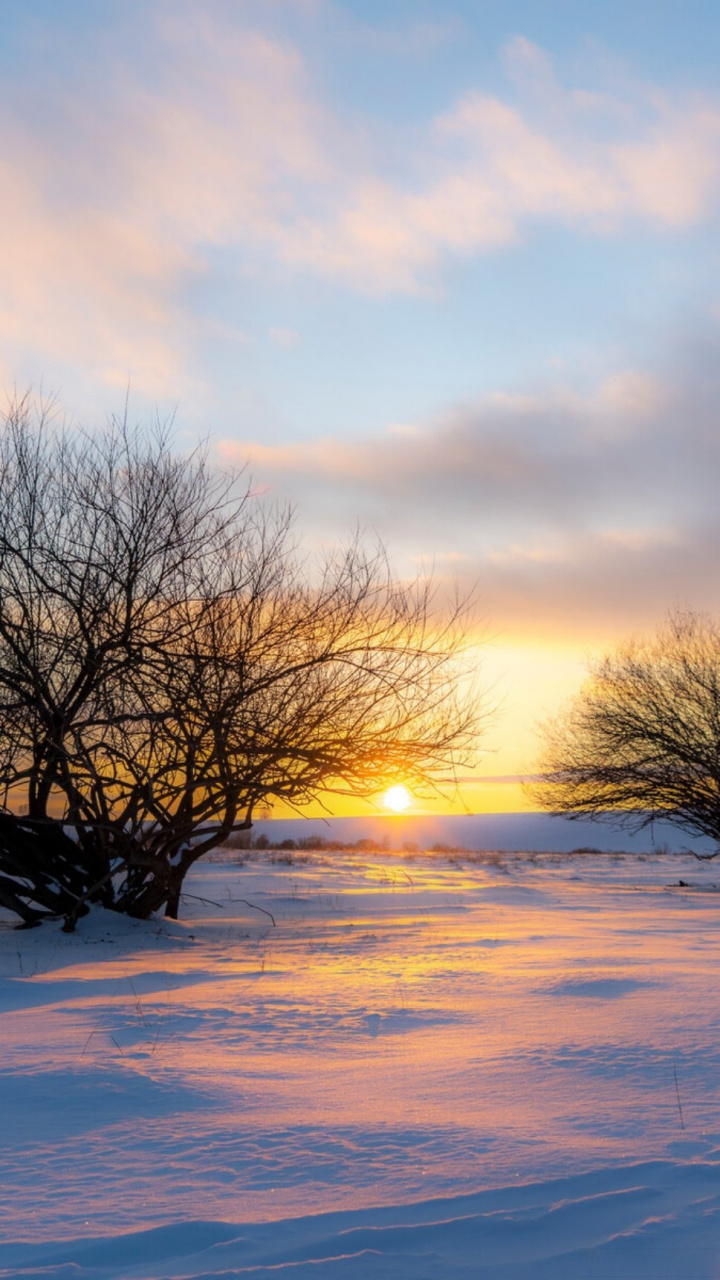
[3,0,720,816]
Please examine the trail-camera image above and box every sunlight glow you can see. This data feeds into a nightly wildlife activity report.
[383,784,412,812]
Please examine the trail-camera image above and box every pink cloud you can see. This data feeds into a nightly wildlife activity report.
[2,14,720,388]
[0,11,331,392]
[216,350,720,640]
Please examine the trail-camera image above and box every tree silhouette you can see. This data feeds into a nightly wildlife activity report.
[532,611,720,852]
[0,397,481,928]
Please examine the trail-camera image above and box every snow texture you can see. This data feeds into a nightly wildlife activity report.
[2,847,720,1278]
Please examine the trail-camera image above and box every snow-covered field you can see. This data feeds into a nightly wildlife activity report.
[2,847,720,1278]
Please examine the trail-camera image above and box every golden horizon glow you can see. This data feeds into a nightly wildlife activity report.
[383,784,412,813]
[260,635,603,821]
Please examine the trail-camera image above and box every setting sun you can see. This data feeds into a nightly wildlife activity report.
[383,784,412,812]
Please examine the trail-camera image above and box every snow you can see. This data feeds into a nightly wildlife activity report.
[2,847,720,1278]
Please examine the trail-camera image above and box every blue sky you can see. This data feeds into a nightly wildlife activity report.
[3,1,720,807]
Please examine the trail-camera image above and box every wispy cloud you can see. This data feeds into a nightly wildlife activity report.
[218,339,720,638]
[2,9,720,389]
[221,368,678,532]
[0,8,330,392]
[269,327,301,348]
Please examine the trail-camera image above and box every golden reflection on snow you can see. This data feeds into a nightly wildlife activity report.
[2,848,720,1238]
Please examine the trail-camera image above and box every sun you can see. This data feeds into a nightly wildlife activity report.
[383,784,412,813]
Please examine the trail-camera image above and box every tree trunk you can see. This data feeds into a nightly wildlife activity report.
[164,874,182,920]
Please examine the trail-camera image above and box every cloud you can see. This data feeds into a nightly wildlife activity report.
[218,341,720,640]
[2,11,720,389]
[0,7,332,393]
[272,38,720,290]
[269,327,301,348]
[222,369,677,535]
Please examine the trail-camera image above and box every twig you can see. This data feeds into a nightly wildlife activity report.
[227,897,276,926]
[128,977,146,1024]
[673,1062,685,1131]
[180,892,224,908]
[80,1030,97,1057]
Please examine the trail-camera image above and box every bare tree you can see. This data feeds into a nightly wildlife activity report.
[0,397,482,928]
[531,611,720,850]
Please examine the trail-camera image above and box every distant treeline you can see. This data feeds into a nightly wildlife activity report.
[220,833,635,860]
[222,831,471,855]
